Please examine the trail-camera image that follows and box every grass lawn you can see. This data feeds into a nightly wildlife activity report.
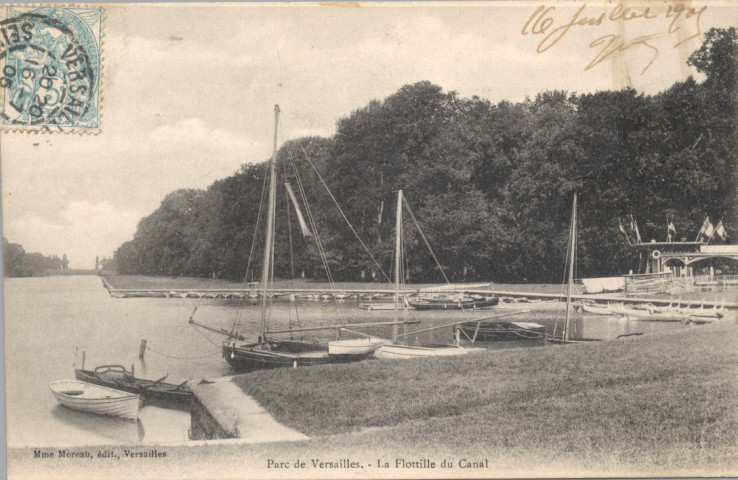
[233,321,738,475]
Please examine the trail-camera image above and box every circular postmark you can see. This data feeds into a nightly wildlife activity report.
[0,10,99,129]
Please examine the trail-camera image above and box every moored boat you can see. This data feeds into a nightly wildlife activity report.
[408,295,498,310]
[75,365,192,406]
[546,194,602,344]
[328,337,385,361]
[458,321,545,341]
[580,302,615,315]
[222,340,330,371]
[371,190,485,359]
[359,298,415,311]
[374,343,480,359]
[496,298,567,310]
[49,380,141,420]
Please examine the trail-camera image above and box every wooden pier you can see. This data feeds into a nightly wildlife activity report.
[101,278,736,309]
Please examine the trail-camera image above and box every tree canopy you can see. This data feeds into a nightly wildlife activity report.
[3,237,69,277]
[114,29,737,284]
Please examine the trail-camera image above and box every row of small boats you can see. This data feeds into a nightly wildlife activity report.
[113,289,502,309]
[580,300,727,322]
[114,290,403,300]
[49,365,194,421]
[222,314,546,369]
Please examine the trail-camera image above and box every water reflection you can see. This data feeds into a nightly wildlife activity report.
[50,406,145,445]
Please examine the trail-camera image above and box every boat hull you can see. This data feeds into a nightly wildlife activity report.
[328,338,384,361]
[74,367,192,407]
[581,303,614,315]
[545,335,602,344]
[359,303,414,311]
[459,321,545,341]
[222,340,330,372]
[409,297,498,311]
[374,344,482,359]
[49,380,141,420]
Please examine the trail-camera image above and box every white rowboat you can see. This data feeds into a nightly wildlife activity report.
[49,380,141,420]
[581,303,614,315]
[328,337,385,356]
[374,344,482,359]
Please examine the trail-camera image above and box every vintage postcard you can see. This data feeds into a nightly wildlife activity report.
[2,1,737,479]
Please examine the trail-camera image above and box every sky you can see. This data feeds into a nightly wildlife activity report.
[2,1,737,269]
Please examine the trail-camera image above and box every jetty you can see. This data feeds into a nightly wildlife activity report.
[101,278,736,309]
[188,376,309,442]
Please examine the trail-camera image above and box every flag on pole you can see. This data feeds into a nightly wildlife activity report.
[696,216,711,241]
[704,219,714,238]
[667,219,676,242]
[715,220,727,240]
[630,215,642,244]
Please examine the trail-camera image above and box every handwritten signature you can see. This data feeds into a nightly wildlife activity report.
[521,2,707,74]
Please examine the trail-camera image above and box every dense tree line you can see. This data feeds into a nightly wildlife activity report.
[115,29,737,284]
[3,237,69,277]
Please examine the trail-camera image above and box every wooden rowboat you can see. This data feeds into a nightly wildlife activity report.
[49,380,141,420]
[75,365,193,407]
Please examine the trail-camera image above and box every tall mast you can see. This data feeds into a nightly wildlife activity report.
[563,193,576,341]
[259,105,280,343]
[392,189,403,343]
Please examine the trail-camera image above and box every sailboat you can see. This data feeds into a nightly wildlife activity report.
[546,193,601,344]
[219,106,333,370]
[191,105,409,371]
[373,190,484,359]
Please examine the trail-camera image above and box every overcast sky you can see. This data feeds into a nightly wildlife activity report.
[2,1,736,269]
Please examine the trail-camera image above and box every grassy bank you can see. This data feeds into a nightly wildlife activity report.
[233,322,738,474]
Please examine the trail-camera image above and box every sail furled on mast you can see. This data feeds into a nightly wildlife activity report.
[285,182,313,237]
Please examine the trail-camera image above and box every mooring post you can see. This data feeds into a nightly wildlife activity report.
[82,350,85,370]
[139,339,147,359]
[131,364,135,377]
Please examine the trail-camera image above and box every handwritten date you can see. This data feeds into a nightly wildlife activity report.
[521,2,707,74]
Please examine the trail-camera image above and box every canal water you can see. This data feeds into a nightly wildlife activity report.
[3,276,705,448]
